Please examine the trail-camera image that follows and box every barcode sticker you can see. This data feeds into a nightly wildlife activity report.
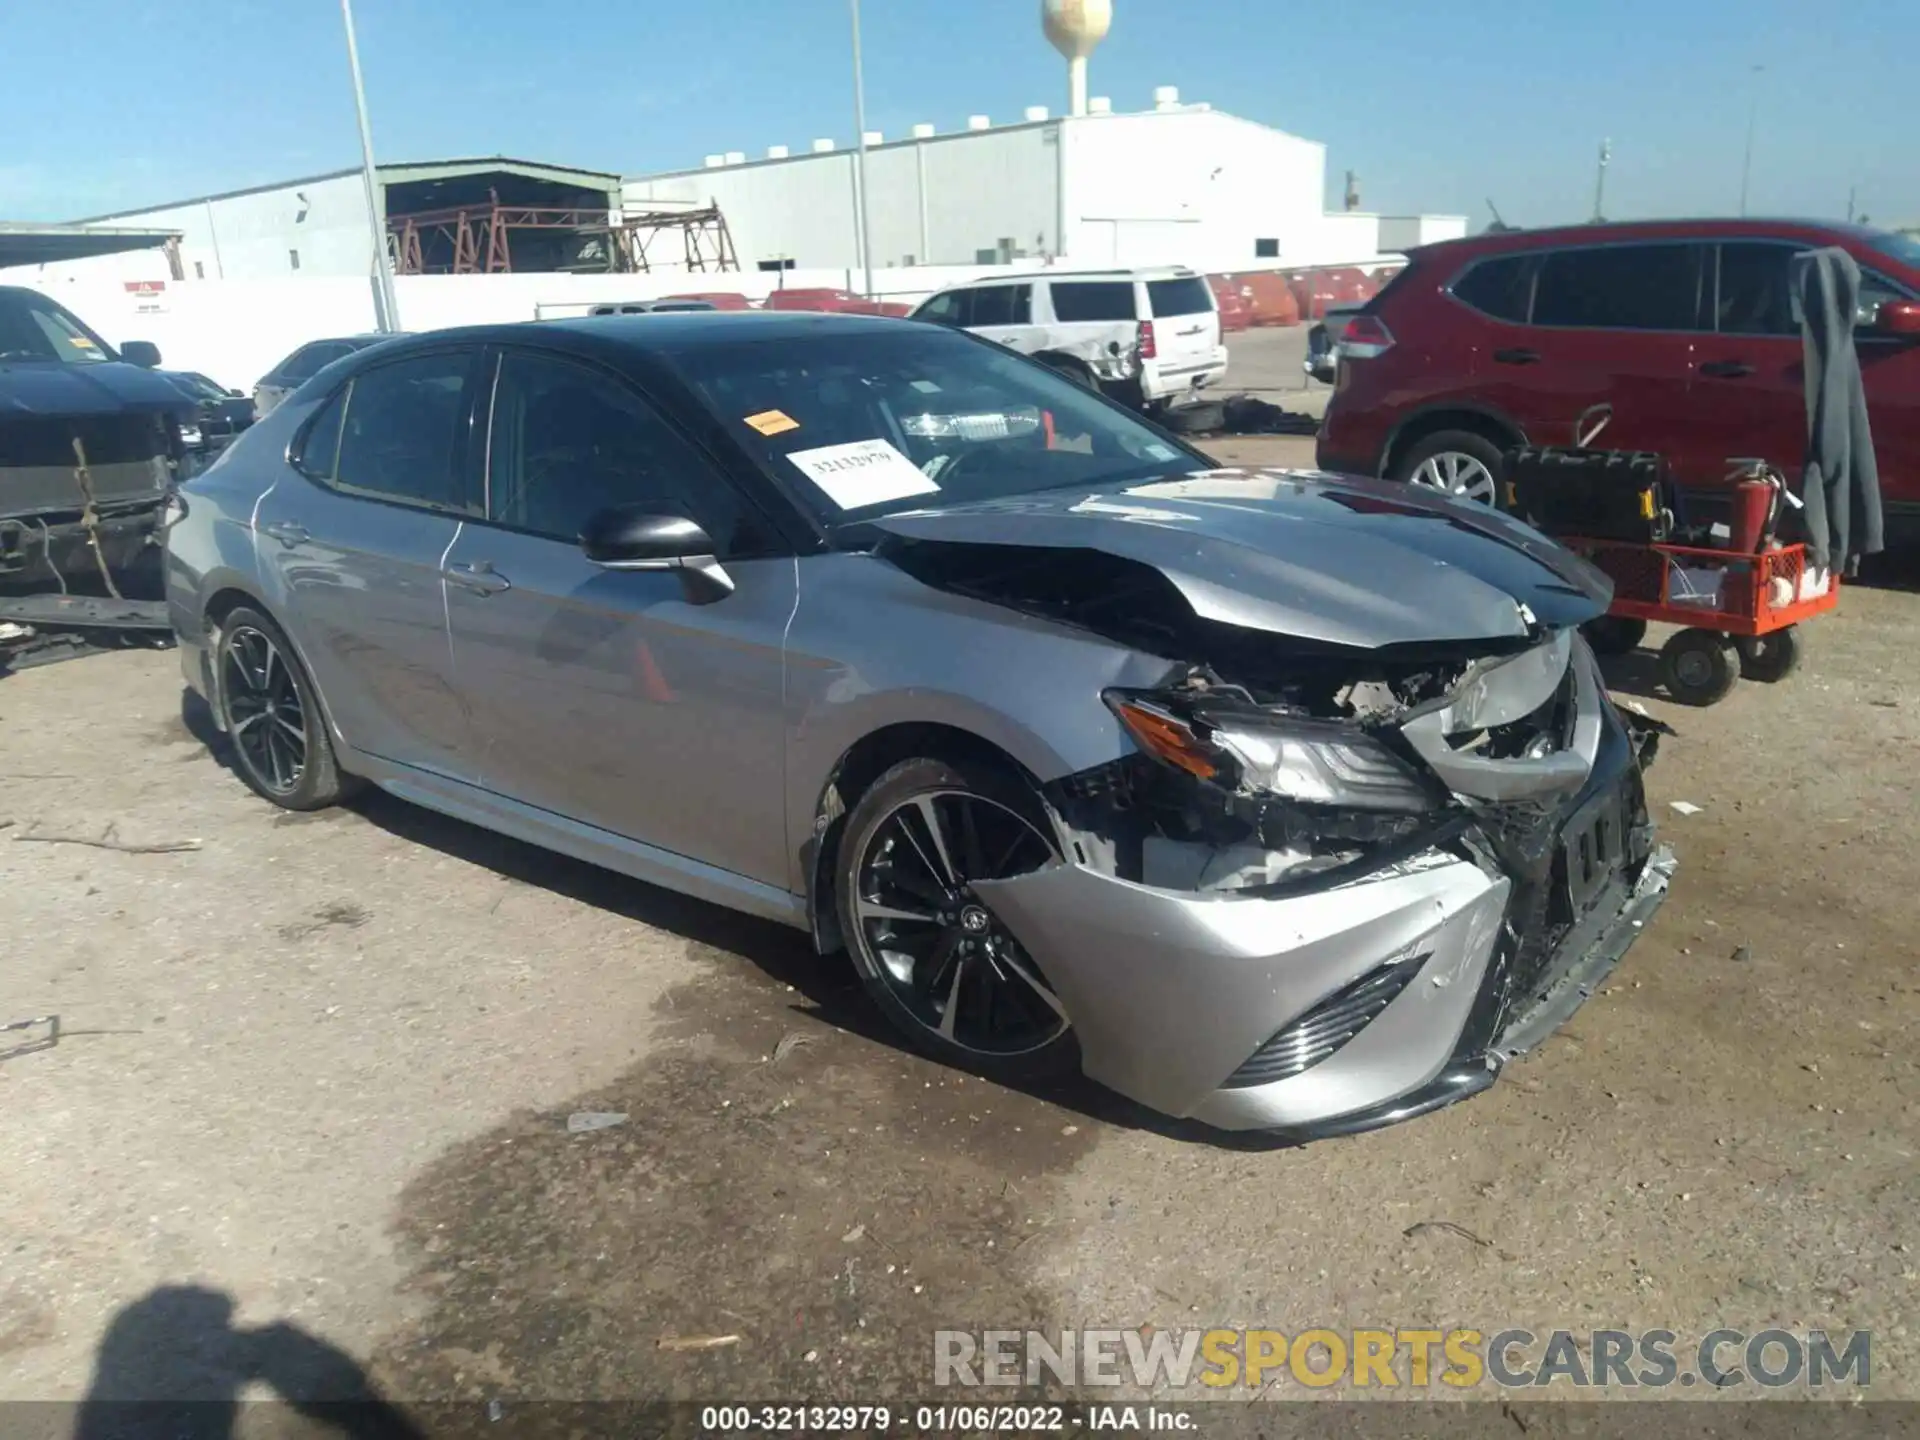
[786,439,939,510]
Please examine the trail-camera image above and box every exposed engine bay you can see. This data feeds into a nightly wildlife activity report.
[877,528,1656,904]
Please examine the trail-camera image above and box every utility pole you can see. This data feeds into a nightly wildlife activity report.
[1739,64,1765,217]
[1592,139,1611,222]
[1846,185,1857,224]
[341,0,400,331]
[849,0,876,299]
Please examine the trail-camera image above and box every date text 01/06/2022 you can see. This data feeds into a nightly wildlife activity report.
[697,1405,1196,1432]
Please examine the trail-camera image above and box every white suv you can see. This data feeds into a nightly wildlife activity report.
[911,267,1228,410]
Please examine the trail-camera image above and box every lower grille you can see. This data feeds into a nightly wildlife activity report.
[1222,952,1429,1088]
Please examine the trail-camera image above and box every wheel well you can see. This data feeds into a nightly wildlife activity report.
[1384,410,1521,477]
[1033,350,1093,376]
[203,587,256,630]
[803,722,1038,955]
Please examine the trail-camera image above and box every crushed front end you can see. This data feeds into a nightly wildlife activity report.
[974,624,1674,1137]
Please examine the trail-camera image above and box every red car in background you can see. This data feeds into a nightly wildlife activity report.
[663,292,754,311]
[762,288,911,317]
[1316,218,1920,536]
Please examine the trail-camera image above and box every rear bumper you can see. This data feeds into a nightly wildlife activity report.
[1142,348,1230,401]
[1313,396,1388,478]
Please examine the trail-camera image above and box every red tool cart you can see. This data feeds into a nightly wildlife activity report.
[1504,410,1842,707]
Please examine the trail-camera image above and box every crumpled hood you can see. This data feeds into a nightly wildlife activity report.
[871,467,1613,648]
[0,360,193,419]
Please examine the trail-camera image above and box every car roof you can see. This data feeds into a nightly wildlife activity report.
[339,309,908,366]
[940,266,1196,289]
[1411,216,1890,262]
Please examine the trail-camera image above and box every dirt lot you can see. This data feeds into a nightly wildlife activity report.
[3,436,1916,1417]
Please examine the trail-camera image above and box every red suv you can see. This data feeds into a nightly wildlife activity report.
[1316,219,1920,537]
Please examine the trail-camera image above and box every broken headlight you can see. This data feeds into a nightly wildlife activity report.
[1105,693,1438,814]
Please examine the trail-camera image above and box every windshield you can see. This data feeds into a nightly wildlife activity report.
[1867,229,1920,273]
[0,291,115,364]
[670,326,1205,524]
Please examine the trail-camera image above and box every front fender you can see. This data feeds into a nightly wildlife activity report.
[781,552,1171,900]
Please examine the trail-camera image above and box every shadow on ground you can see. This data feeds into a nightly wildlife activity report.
[75,1285,419,1439]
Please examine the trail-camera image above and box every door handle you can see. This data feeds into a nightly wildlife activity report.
[1492,348,1540,365]
[1699,360,1756,379]
[443,560,511,596]
[262,521,309,547]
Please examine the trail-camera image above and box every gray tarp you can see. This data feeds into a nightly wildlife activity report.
[1790,246,1884,572]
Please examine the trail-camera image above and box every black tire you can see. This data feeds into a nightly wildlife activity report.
[1165,400,1227,435]
[1735,627,1802,683]
[1659,628,1739,706]
[213,605,358,810]
[1582,615,1648,656]
[835,755,1078,1083]
[1035,353,1097,389]
[1391,429,1507,508]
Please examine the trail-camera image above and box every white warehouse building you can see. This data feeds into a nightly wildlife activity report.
[623,88,1466,276]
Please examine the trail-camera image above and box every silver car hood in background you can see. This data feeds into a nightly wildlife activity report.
[871,468,1613,649]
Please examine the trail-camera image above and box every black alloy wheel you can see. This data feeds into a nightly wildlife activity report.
[223,623,307,795]
[839,758,1075,1078]
[213,605,357,810]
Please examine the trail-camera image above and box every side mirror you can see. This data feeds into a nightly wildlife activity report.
[579,505,734,602]
[1875,299,1920,336]
[120,340,162,368]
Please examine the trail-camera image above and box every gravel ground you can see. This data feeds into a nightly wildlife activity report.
[1,458,1915,1419]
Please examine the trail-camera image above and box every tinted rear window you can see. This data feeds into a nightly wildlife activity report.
[1451,255,1533,322]
[1533,244,1705,330]
[1145,277,1213,317]
[1049,281,1136,323]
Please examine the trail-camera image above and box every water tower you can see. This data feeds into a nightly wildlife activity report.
[1043,0,1112,117]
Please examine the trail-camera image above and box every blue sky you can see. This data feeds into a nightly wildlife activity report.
[5,0,1913,228]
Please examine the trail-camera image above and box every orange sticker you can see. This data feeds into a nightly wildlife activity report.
[744,409,800,436]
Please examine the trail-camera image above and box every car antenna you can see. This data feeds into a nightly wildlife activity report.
[1485,198,1516,234]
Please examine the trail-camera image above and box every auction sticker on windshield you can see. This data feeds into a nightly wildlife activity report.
[787,438,940,510]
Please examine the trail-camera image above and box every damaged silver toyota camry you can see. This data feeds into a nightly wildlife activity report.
[166,312,1673,1137]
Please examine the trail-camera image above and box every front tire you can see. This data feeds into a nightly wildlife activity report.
[1659,628,1739,706]
[214,605,356,810]
[835,756,1077,1082]
[1392,429,1506,507]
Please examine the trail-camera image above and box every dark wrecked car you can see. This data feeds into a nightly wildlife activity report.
[165,312,1673,1137]
[0,285,189,594]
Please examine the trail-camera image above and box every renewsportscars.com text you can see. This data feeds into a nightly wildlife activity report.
[934,1327,1872,1391]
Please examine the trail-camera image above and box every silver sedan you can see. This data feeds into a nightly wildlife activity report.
[164,312,1672,1137]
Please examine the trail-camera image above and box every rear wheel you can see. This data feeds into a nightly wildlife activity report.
[1735,627,1802,682]
[214,606,357,810]
[1035,353,1096,389]
[1392,429,1506,507]
[835,756,1076,1081]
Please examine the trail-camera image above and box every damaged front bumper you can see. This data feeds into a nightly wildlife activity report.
[976,632,1676,1137]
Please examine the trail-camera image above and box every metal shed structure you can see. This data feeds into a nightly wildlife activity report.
[71,158,627,281]
[0,223,184,276]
